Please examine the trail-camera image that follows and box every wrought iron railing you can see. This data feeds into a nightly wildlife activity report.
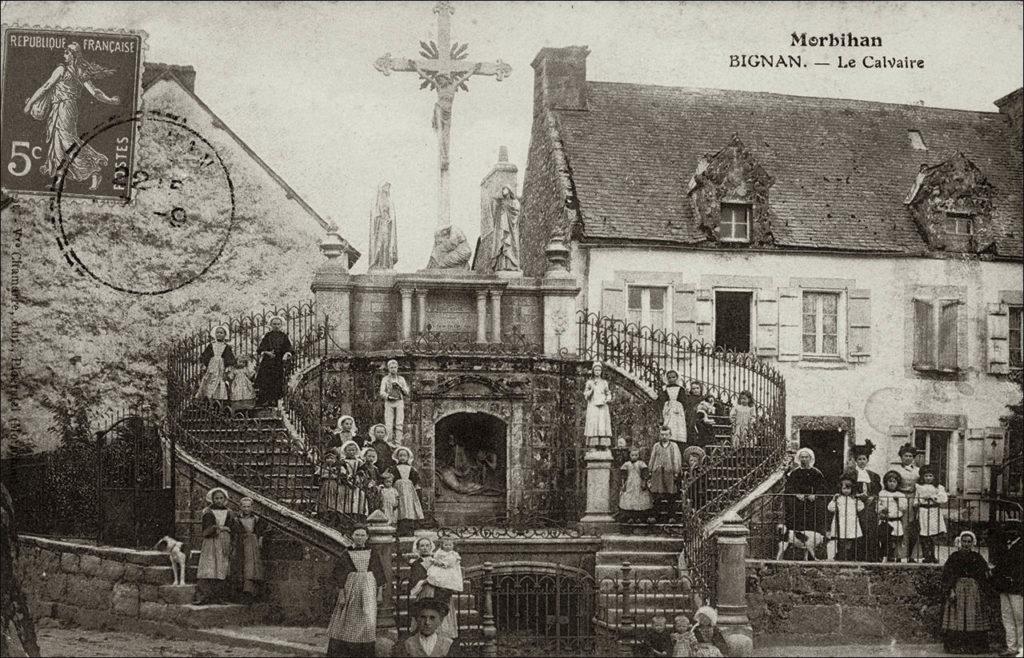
[402,324,541,357]
[743,492,1024,564]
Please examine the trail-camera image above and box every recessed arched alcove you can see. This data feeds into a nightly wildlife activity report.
[433,411,507,525]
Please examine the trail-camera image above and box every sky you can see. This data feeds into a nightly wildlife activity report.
[5,1,1022,273]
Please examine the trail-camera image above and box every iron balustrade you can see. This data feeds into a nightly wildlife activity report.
[742,492,1024,564]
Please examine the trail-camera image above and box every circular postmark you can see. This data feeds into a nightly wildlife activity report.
[49,109,235,295]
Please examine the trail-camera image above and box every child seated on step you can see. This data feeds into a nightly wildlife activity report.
[228,355,257,411]
[641,615,673,657]
[679,606,729,657]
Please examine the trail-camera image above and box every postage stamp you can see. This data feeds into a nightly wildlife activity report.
[0,25,144,201]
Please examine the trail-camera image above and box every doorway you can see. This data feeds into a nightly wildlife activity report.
[714,291,753,353]
[800,429,846,493]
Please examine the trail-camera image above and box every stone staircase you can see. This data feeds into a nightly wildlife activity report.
[595,535,697,629]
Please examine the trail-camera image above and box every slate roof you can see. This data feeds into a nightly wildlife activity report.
[552,82,1023,259]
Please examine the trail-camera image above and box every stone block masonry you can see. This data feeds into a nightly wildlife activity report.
[747,559,1006,645]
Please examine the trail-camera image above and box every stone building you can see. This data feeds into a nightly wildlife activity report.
[520,46,1023,493]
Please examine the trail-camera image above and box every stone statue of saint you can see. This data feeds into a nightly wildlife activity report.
[491,186,521,272]
[427,225,471,270]
[368,182,398,270]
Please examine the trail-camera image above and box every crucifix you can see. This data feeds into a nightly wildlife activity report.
[375,1,511,232]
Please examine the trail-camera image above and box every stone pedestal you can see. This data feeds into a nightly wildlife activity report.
[368,511,398,652]
[542,238,579,356]
[715,511,754,657]
[311,228,355,352]
[579,448,615,533]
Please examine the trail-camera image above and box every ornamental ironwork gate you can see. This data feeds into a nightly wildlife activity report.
[97,411,174,548]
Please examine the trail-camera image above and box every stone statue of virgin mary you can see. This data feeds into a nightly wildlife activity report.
[368,182,398,270]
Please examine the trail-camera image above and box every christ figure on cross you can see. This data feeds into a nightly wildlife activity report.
[375,1,511,234]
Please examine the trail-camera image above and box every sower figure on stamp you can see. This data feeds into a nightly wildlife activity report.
[380,360,410,443]
[255,315,293,407]
[23,42,121,190]
[326,526,385,658]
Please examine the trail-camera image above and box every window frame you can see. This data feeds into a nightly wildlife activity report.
[913,427,953,489]
[912,297,962,373]
[944,211,975,236]
[712,287,756,354]
[719,203,752,244]
[800,290,846,360]
[1010,305,1023,371]
[626,284,671,332]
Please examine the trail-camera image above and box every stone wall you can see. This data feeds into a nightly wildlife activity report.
[16,534,198,629]
[747,559,1004,643]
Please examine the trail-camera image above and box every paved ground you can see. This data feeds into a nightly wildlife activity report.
[36,627,294,657]
[756,638,1010,657]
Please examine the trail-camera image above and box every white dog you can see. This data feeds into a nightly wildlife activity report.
[775,524,827,561]
[155,536,188,586]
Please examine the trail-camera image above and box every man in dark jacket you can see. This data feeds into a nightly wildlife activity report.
[991,520,1023,657]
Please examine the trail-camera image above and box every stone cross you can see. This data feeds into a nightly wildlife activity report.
[374,1,511,230]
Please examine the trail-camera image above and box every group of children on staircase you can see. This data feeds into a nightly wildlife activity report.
[194,487,268,605]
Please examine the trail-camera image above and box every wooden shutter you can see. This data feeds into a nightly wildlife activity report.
[987,302,1010,374]
[912,299,935,369]
[777,288,801,361]
[938,301,959,371]
[673,287,697,338]
[847,289,871,360]
[755,289,778,357]
[601,282,625,320]
[963,428,989,495]
[695,289,713,340]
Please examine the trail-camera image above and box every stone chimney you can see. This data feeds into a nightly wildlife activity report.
[530,46,590,116]
[994,87,1023,151]
[474,146,519,274]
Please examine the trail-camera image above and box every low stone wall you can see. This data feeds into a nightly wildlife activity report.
[17,535,193,629]
[746,559,1004,643]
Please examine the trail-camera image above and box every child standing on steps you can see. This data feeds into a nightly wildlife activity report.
[195,487,236,605]
[877,470,908,563]
[234,496,267,601]
[228,355,256,412]
[728,391,754,448]
[828,473,865,561]
[316,450,342,528]
[914,466,948,564]
[379,470,399,527]
[619,447,653,524]
[387,446,424,537]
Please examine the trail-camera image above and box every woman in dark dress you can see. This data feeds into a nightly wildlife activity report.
[849,440,882,562]
[941,530,991,654]
[255,315,293,407]
[784,448,828,536]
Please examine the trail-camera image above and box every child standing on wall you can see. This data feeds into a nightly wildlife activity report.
[876,470,907,562]
[828,473,865,561]
[194,487,236,605]
[914,466,948,564]
[619,447,653,524]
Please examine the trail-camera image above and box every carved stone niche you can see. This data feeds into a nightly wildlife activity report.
[903,152,997,254]
[686,134,776,246]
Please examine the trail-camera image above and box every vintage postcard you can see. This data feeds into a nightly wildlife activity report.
[0,2,1021,658]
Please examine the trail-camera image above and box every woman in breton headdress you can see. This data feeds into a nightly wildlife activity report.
[327,416,360,451]
[326,526,384,657]
[849,440,882,561]
[940,530,991,654]
[784,447,828,535]
[196,325,235,402]
[386,446,425,537]
[23,42,121,190]
[194,487,236,605]
[254,315,293,407]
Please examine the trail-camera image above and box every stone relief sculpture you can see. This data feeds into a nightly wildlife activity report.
[368,182,398,270]
[491,185,521,272]
[426,225,471,269]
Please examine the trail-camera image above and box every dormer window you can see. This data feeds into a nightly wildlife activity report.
[719,203,752,243]
[945,211,974,236]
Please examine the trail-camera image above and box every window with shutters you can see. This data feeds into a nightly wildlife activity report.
[719,203,752,243]
[914,428,952,487]
[627,286,669,331]
[944,211,975,236]
[802,292,842,357]
[1010,306,1023,370]
[913,298,961,372]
